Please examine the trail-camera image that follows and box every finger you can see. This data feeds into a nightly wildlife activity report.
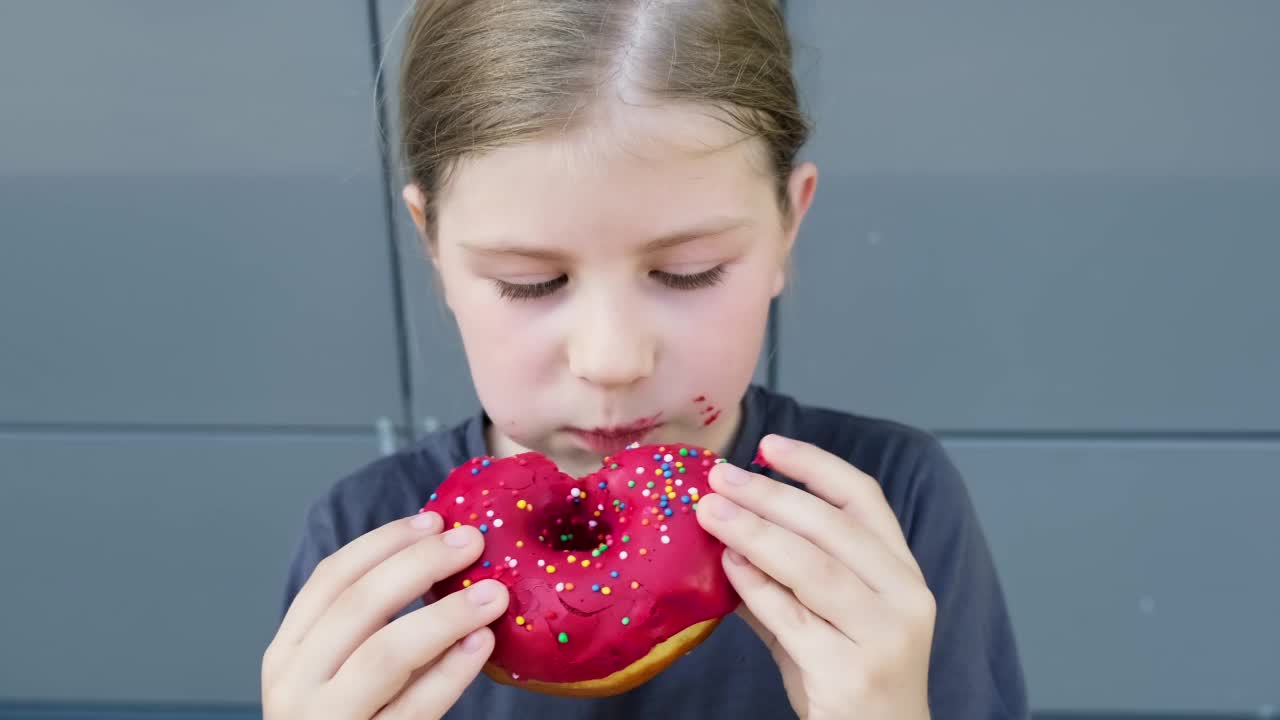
[297,524,486,682]
[755,434,918,572]
[708,462,923,592]
[698,493,885,642]
[275,511,444,650]
[720,547,844,676]
[328,580,507,717]
[373,627,494,720]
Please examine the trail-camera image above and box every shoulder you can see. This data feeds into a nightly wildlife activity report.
[281,416,481,614]
[755,387,949,484]
[299,415,480,550]
[752,387,963,537]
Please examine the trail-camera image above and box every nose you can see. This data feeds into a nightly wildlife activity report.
[566,288,655,389]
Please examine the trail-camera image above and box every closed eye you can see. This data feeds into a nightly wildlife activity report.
[493,265,726,301]
[650,265,726,290]
[494,275,568,300]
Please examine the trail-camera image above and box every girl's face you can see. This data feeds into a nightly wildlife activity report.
[405,101,816,476]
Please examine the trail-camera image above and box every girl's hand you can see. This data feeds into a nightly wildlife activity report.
[262,512,509,720]
[696,435,936,720]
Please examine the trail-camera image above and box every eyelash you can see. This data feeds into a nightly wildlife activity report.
[495,266,726,301]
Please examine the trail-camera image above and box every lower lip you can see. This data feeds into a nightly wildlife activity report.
[569,425,659,455]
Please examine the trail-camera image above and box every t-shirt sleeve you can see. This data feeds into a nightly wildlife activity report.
[903,438,1029,719]
[280,495,345,623]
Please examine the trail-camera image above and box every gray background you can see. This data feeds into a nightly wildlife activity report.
[1,1,1276,717]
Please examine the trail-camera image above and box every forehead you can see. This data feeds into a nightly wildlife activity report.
[435,101,776,245]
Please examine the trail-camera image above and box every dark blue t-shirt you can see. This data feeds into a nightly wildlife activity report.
[282,385,1028,718]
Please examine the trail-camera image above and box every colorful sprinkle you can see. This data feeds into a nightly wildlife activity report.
[679,448,689,456]
[547,565,556,573]
[479,524,488,533]
[621,616,630,625]
[462,579,472,587]
[516,616,525,625]
[558,632,569,644]
[602,586,612,595]
[517,500,527,510]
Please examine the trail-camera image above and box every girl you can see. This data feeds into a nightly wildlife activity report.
[263,1,1027,718]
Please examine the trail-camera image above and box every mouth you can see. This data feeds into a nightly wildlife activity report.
[566,415,663,455]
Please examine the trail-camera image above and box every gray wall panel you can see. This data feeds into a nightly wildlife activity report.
[950,439,1280,712]
[0,432,384,703]
[787,1,1280,176]
[781,2,1280,431]
[0,2,404,427]
[778,175,1279,431]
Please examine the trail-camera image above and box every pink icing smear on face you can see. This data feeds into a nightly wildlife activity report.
[694,396,720,426]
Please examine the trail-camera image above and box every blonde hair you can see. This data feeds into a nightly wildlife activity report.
[399,0,809,237]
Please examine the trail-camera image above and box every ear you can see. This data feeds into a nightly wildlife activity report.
[773,161,818,297]
[402,183,440,270]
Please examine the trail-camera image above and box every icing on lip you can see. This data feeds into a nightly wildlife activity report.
[567,415,662,454]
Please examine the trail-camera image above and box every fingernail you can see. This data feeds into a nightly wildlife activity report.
[411,511,441,530]
[716,463,751,486]
[467,579,499,605]
[708,493,739,520]
[725,548,749,566]
[461,629,487,652]
[443,527,472,547]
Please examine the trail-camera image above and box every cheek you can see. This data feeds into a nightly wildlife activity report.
[447,283,557,416]
[660,270,772,389]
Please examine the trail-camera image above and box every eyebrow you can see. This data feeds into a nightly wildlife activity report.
[460,216,752,261]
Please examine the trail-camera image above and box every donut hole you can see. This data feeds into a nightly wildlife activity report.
[541,513,612,553]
